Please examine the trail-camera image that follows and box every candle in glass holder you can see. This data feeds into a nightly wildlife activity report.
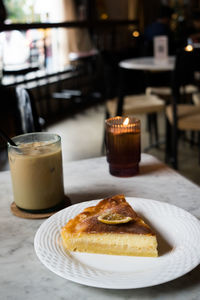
[105,116,141,177]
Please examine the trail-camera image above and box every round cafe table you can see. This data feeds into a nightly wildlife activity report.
[119,56,175,72]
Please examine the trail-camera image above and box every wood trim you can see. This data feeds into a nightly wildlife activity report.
[0,20,139,32]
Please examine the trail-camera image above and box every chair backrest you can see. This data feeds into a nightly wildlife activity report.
[170,48,200,131]
[167,49,200,169]
[14,87,41,134]
[172,49,200,100]
[1,86,41,137]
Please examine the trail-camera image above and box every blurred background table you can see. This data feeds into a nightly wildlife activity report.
[119,56,175,71]
[0,154,200,300]
[116,56,175,117]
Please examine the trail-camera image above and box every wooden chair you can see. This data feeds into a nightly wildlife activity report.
[0,86,44,170]
[1,86,43,136]
[146,84,198,103]
[14,87,43,133]
[192,92,200,106]
[145,62,198,103]
[52,53,104,115]
[165,49,200,169]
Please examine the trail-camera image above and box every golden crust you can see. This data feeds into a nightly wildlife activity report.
[62,194,155,236]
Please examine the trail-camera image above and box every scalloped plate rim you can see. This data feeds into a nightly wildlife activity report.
[34,197,200,289]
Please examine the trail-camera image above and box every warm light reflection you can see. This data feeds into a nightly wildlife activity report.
[123,117,129,126]
[132,30,140,38]
[101,13,108,20]
[185,44,193,52]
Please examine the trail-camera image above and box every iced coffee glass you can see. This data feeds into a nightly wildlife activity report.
[8,132,65,212]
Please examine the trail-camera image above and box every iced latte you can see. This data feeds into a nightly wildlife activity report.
[8,133,64,211]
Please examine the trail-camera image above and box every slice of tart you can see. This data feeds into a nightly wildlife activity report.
[61,194,158,257]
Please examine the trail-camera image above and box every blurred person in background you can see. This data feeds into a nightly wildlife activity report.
[143,5,175,55]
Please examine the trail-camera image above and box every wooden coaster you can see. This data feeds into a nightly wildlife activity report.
[10,196,71,219]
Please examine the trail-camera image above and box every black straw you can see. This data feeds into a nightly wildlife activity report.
[0,129,17,146]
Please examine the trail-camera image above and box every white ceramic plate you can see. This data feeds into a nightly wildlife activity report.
[34,197,200,289]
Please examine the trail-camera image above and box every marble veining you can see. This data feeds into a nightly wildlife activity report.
[0,154,200,300]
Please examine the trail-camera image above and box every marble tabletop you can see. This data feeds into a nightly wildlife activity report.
[119,56,175,71]
[1,154,200,300]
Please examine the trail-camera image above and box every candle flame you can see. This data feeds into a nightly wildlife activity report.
[123,117,129,126]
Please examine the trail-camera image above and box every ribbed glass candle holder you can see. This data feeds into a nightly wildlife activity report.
[105,116,141,177]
